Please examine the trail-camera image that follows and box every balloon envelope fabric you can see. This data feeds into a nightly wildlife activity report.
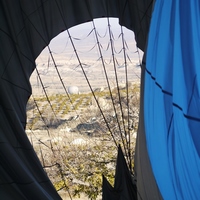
[0,0,153,199]
[144,0,200,199]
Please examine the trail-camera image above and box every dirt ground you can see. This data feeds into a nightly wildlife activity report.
[58,192,101,200]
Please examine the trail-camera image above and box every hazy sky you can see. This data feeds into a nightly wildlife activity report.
[36,17,142,64]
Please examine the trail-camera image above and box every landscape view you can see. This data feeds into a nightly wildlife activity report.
[26,18,142,199]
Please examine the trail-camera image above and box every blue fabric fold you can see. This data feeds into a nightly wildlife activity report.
[145,0,200,199]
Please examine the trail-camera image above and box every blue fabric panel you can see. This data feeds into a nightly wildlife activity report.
[145,0,200,199]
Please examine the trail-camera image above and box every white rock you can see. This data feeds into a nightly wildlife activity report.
[60,127,71,133]
[51,137,62,143]
[133,132,137,139]
[68,86,79,94]
[71,138,86,145]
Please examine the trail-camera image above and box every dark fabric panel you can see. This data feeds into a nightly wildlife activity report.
[134,56,163,200]
[118,0,154,51]
[0,0,154,199]
[0,0,120,199]
[102,175,120,200]
[102,146,137,200]
[114,145,137,200]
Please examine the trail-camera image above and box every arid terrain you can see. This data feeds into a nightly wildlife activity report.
[26,18,141,199]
